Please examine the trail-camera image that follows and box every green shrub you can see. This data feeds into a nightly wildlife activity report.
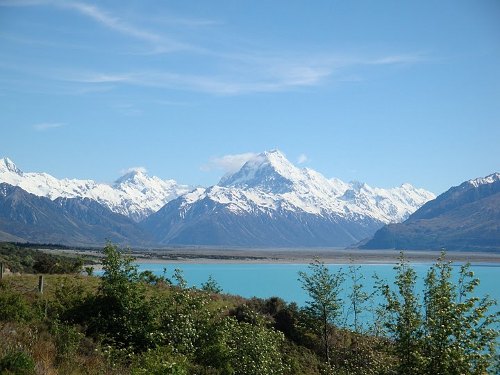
[0,283,34,323]
[51,320,84,363]
[130,346,188,375]
[0,350,35,375]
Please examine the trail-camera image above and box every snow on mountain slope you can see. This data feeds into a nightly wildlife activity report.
[467,172,500,188]
[143,150,435,247]
[206,150,434,223]
[0,157,191,221]
[1,151,434,232]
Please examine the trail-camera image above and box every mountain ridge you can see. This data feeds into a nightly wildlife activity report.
[141,150,435,247]
[1,152,437,247]
[0,157,191,222]
[361,172,500,251]
[0,183,150,246]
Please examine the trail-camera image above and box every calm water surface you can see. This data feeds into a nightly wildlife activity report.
[135,263,500,309]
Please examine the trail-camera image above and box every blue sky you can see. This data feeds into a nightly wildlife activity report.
[1,0,499,194]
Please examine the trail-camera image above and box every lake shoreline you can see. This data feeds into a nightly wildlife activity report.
[66,248,500,266]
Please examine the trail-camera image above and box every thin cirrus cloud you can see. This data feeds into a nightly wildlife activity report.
[33,122,65,131]
[0,0,197,53]
[60,62,336,95]
[60,51,419,95]
[1,1,428,95]
[61,2,195,53]
[297,154,309,164]
[201,152,258,174]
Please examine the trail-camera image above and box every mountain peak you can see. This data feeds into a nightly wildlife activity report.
[467,172,500,188]
[114,168,148,185]
[219,150,299,192]
[0,157,23,175]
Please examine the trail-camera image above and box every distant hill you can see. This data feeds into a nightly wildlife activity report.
[0,183,150,246]
[360,173,500,251]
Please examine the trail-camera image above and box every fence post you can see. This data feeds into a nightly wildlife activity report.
[0,262,3,280]
[38,275,44,294]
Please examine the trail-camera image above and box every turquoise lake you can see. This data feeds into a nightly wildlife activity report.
[134,263,500,314]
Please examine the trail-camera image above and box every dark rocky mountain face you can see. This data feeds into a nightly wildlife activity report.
[0,183,150,246]
[361,173,500,251]
[141,194,384,247]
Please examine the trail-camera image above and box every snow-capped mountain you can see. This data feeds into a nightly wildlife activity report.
[0,183,150,245]
[219,150,433,222]
[466,172,500,189]
[0,157,191,222]
[142,150,435,247]
[362,172,500,251]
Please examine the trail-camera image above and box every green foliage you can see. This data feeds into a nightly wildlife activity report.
[198,316,288,375]
[224,318,288,375]
[154,285,215,356]
[378,252,499,375]
[51,320,84,364]
[173,268,187,288]
[138,270,167,285]
[422,254,499,375]
[85,266,94,276]
[201,274,223,294]
[298,258,344,363]
[90,243,155,352]
[0,242,86,274]
[0,283,35,323]
[1,244,498,375]
[131,346,188,375]
[378,253,425,374]
[347,263,371,334]
[0,350,35,375]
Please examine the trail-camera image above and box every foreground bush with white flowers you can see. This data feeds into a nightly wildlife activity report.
[0,243,498,374]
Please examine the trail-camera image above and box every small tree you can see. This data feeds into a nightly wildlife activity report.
[379,253,425,374]
[201,274,223,294]
[298,258,344,363]
[347,263,371,334]
[380,252,499,375]
[91,243,154,351]
[423,253,499,375]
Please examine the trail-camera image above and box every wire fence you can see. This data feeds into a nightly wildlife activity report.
[1,269,45,294]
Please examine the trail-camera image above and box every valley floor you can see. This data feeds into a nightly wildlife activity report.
[47,247,500,265]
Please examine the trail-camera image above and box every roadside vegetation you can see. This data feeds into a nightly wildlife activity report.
[0,242,87,274]
[0,243,498,374]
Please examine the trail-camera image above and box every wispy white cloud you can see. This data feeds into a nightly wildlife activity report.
[63,2,203,53]
[368,53,426,65]
[201,152,257,173]
[58,49,426,95]
[33,122,64,131]
[297,154,309,164]
[0,0,195,53]
[120,166,147,175]
[60,64,333,95]
[1,1,429,95]
[64,2,161,43]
